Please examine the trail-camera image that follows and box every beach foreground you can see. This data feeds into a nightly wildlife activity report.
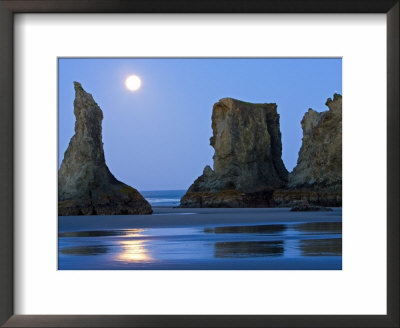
[58,207,342,270]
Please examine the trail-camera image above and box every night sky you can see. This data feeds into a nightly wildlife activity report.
[58,58,342,191]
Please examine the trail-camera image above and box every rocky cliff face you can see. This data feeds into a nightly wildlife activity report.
[181,98,288,207]
[274,94,342,207]
[58,82,152,215]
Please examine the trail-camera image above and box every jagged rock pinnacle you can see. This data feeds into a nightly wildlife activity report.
[58,82,152,215]
[274,93,342,207]
[289,93,342,190]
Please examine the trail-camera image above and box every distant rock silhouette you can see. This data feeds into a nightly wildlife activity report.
[58,82,152,215]
[274,94,342,207]
[181,98,288,207]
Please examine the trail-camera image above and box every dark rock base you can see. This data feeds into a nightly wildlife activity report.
[59,186,153,216]
[58,201,153,216]
[180,189,276,208]
[273,189,342,207]
[289,200,333,212]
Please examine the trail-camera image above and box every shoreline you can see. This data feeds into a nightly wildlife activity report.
[59,207,342,232]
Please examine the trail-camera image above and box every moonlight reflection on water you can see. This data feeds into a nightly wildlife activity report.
[117,239,153,263]
[58,220,342,270]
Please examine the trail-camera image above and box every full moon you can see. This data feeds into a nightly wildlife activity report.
[125,75,141,91]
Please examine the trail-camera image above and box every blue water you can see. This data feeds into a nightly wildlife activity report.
[58,220,342,270]
[140,190,186,207]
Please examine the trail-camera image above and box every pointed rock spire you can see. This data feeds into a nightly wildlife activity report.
[58,82,152,215]
[273,93,342,207]
[288,93,342,190]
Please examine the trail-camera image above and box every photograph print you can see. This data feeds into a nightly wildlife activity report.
[58,58,342,270]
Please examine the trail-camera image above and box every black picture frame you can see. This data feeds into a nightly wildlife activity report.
[0,0,398,327]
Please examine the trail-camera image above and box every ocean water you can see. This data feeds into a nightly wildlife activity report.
[58,219,342,270]
[140,190,186,207]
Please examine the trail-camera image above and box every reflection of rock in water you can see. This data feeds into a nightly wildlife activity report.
[295,222,342,234]
[205,224,286,234]
[214,241,284,258]
[300,238,342,256]
[58,229,144,238]
[59,230,125,238]
[60,245,109,256]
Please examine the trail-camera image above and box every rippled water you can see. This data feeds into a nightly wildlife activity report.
[58,221,341,270]
[140,190,186,207]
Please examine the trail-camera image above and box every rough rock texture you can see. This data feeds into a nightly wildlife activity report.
[181,98,288,207]
[289,200,332,212]
[58,82,152,215]
[273,189,342,207]
[274,94,342,207]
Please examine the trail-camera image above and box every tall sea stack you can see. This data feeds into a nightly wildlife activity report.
[58,82,152,215]
[274,94,342,206]
[181,98,288,207]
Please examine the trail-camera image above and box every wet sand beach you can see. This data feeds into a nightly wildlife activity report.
[58,207,342,270]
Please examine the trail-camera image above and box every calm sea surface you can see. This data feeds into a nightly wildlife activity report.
[140,190,186,207]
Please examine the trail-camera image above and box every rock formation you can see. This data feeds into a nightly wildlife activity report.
[289,200,333,212]
[274,94,342,207]
[58,82,152,215]
[181,98,288,207]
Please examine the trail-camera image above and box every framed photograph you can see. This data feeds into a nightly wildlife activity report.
[57,57,343,271]
[0,0,398,327]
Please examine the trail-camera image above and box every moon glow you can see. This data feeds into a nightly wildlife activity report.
[125,75,142,91]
